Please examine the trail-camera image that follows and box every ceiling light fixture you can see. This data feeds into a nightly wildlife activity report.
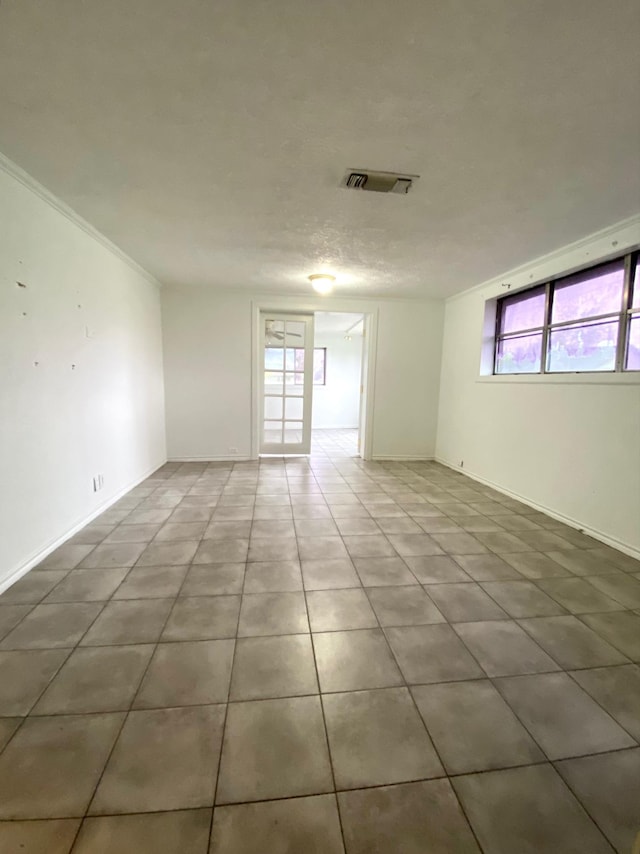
[308,274,336,295]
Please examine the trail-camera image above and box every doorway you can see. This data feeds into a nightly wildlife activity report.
[311,312,365,459]
[254,305,375,459]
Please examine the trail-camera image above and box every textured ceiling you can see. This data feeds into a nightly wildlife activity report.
[0,1,639,298]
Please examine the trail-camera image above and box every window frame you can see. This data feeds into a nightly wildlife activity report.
[493,251,639,375]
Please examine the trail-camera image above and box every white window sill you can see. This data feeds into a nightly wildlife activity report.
[477,372,640,385]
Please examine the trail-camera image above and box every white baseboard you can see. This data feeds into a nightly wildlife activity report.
[372,455,435,462]
[0,458,167,596]
[436,456,640,561]
[168,455,253,463]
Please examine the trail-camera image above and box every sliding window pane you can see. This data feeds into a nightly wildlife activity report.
[625,317,640,370]
[547,319,619,372]
[495,333,543,374]
[500,287,545,334]
[632,259,640,309]
[551,261,624,324]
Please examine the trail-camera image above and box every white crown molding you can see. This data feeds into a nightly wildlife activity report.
[446,213,640,304]
[0,150,163,289]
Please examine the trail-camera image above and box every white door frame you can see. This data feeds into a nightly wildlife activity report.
[251,301,378,459]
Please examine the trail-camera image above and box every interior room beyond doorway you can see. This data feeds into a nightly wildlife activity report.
[311,312,365,458]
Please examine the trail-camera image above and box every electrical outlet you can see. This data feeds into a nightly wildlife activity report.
[92,474,104,492]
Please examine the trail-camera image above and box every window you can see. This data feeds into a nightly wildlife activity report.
[264,347,326,384]
[494,253,639,374]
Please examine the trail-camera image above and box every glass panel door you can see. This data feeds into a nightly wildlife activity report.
[260,313,314,454]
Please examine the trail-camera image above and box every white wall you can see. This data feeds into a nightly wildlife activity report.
[312,332,362,429]
[162,290,444,461]
[0,161,166,590]
[436,217,640,556]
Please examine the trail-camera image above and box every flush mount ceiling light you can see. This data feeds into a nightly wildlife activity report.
[308,274,336,295]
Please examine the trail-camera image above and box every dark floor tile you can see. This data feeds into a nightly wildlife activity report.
[0,717,21,751]
[91,705,225,814]
[74,809,211,854]
[301,558,361,590]
[230,634,318,700]
[210,796,344,854]
[385,624,484,684]
[494,672,635,759]
[0,819,81,854]
[298,537,349,560]
[237,592,308,637]
[413,679,544,774]
[353,557,416,586]
[103,524,161,543]
[581,611,640,660]
[154,522,208,541]
[313,629,403,692]
[480,580,566,617]
[545,549,621,576]
[335,517,382,536]
[518,615,630,668]
[0,604,33,640]
[111,565,188,599]
[537,577,623,614]
[44,568,129,603]
[452,764,612,854]
[307,589,377,631]
[80,542,147,568]
[570,664,640,740]
[34,645,153,714]
[503,552,569,579]
[247,538,298,562]
[556,748,640,854]
[162,595,240,641]
[338,779,481,854]
[204,521,252,541]
[134,639,234,707]
[0,649,69,715]
[0,713,124,818]
[452,553,522,580]
[430,533,488,555]
[216,696,333,803]
[0,602,103,649]
[323,687,443,789]
[343,535,397,558]
[0,571,68,604]
[403,555,471,584]
[426,582,508,622]
[123,507,173,525]
[137,540,200,567]
[180,563,245,596]
[37,544,95,570]
[453,620,559,676]
[81,599,173,646]
[586,573,640,608]
[366,585,445,626]
[243,560,302,593]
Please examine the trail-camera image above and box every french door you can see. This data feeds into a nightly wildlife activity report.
[259,312,314,455]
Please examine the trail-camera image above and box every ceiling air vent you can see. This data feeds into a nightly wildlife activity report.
[341,169,419,195]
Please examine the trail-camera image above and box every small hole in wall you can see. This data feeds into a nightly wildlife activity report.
[33,361,39,367]
[71,364,76,370]
[22,312,27,317]
[17,281,27,288]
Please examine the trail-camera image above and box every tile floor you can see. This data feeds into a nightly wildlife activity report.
[0,431,639,852]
